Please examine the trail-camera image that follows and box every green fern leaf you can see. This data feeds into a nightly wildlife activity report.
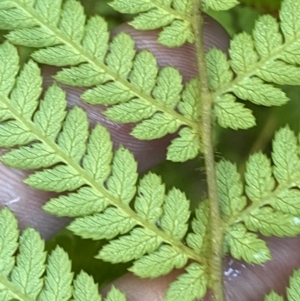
[68,207,136,240]
[209,0,300,129]
[287,269,300,301]
[217,160,247,217]
[272,126,300,185]
[33,45,85,66]
[97,228,163,263]
[167,127,201,162]
[129,244,188,278]
[82,16,109,61]
[0,208,18,277]
[106,148,138,204]
[214,95,256,129]
[134,173,165,223]
[229,33,258,74]
[39,246,73,301]
[165,263,208,301]
[45,187,109,218]
[1,143,59,169]
[59,0,85,42]
[244,207,300,237]
[8,59,41,119]
[11,228,46,299]
[153,66,183,108]
[25,164,85,192]
[225,224,271,264]
[110,0,194,46]
[131,112,183,140]
[0,1,201,163]
[104,99,157,123]
[178,79,201,121]
[253,15,282,59]
[233,77,288,106]
[4,2,300,299]
[272,189,300,216]
[186,200,210,254]
[57,106,89,162]
[35,0,62,25]
[83,125,113,183]
[105,286,127,301]
[280,0,300,40]
[207,49,233,90]
[245,152,275,203]
[73,271,101,301]
[55,64,109,87]
[160,188,190,240]
[0,42,19,98]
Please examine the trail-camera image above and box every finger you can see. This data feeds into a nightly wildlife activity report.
[104,236,300,301]
[0,15,229,239]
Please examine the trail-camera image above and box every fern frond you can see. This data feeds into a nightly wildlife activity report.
[0,42,210,301]
[207,0,300,129]
[0,0,202,162]
[0,207,127,301]
[110,0,194,46]
[217,126,300,264]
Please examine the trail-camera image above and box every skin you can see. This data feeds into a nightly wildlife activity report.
[0,15,299,301]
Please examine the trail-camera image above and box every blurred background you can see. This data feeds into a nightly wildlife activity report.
[2,0,299,288]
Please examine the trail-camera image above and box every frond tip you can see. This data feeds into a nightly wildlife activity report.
[0,207,127,301]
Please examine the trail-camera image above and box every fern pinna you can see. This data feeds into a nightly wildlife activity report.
[1,0,300,301]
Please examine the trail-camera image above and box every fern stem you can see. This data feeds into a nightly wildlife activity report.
[192,2,225,301]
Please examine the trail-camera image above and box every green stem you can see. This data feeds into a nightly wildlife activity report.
[192,2,225,301]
